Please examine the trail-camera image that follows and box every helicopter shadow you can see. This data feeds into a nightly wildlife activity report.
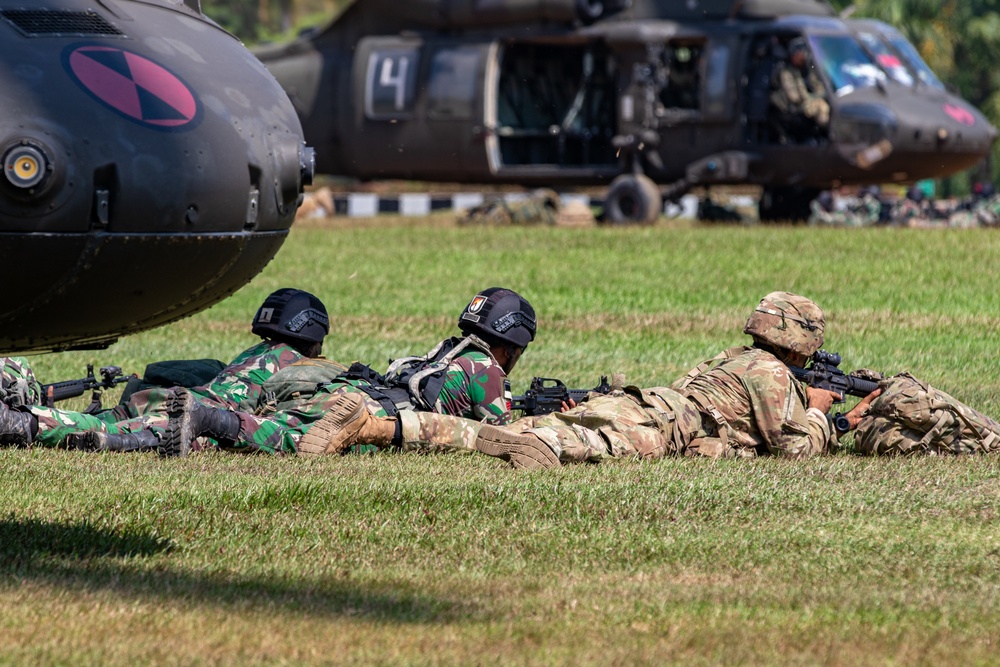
[0,515,481,624]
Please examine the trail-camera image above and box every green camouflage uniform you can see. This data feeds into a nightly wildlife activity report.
[809,194,881,227]
[28,340,304,448]
[216,339,512,454]
[891,198,932,226]
[949,194,1000,228]
[0,357,43,408]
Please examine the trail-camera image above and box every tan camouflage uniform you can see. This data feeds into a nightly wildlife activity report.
[771,63,829,127]
[397,386,701,462]
[674,346,836,459]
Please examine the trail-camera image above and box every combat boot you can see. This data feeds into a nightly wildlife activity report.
[297,392,396,456]
[0,401,36,446]
[66,429,160,453]
[159,389,240,458]
[474,425,560,470]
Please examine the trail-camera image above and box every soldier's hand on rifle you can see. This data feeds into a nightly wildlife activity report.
[841,388,882,430]
[807,387,841,414]
[560,398,577,413]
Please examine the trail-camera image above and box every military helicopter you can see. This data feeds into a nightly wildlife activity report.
[0,0,314,354]
[255,0,996,223]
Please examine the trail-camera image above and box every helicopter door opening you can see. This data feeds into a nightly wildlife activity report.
[743,35,832,146]
[491,42,617,168]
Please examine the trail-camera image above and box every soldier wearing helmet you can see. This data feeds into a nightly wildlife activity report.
[674,291,878,458]
[1,288,330,452]
[153,287,539,457]
[770,37,829,142]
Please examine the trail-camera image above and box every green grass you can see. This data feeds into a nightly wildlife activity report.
[5,218,1000,665]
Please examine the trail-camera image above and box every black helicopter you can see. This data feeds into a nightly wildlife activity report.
[255,0,996,222]
[0,0,314,354]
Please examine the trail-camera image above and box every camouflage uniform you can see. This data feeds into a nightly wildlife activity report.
[891,198,932,226]
[809,193,881,227]
[674,346,836,458]
[950,194,1000,227]
[28,340,304,448]
[460,189,560,226]
[214,338,512,454]
[0,357,43,408]
[771,63,829,127]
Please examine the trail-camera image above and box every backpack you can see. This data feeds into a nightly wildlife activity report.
[854,372,1000,456]
[118,358,227,405]
[258,357,350,413]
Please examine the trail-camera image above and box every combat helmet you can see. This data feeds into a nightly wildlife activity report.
[743,291,824,356]
[252,288,329,345]
[458,287,537,350]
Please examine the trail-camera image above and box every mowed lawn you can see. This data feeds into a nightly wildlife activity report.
[4,218,1000,666]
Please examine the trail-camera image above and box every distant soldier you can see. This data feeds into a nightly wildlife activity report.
[770,38,830,141]
[952,182,1000,227]
[892,185,932,226]
[809,188,882,227]
[0,289,330,451]
[460,189,561,226]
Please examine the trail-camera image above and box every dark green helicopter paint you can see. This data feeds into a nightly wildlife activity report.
[255,0,995,222]
[0,0,314,353]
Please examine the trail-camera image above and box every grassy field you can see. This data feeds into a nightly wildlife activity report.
[4,217,1000,665]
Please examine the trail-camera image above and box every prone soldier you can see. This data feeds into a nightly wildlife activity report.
[0,288,330,451]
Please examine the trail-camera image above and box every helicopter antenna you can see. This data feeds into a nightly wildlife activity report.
[840,4,857,19]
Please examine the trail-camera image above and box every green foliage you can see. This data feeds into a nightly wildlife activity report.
[5,219,1000,664]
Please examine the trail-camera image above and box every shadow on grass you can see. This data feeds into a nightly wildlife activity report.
[0,516,480,624]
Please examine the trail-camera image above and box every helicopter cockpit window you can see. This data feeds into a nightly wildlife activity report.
[427,46,480,120]
[704,44,730,116]
[882,29,945,90]
[364,47,420,120]
[856,30,914,87]
[808,34,884,95]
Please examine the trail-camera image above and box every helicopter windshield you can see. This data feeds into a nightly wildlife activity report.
[807,33,884,95]
[881,27,946,90]
[855,29,914,87]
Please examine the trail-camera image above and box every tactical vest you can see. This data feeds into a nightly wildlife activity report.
[341,335,495,418]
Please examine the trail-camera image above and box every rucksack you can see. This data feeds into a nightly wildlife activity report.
[854,372,1000,456]
[118,358,227,405]
[258,357,350,413]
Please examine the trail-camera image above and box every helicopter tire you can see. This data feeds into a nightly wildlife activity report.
[604,174,663,224]
[758,186,820,223]
[575,0,604,24]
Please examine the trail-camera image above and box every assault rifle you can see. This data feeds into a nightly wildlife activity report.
[511,376,613,416]
[789,350,881,403]
[41,364,135,414]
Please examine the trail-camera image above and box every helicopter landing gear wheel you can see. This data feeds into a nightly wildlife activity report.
[604,174,662,224]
